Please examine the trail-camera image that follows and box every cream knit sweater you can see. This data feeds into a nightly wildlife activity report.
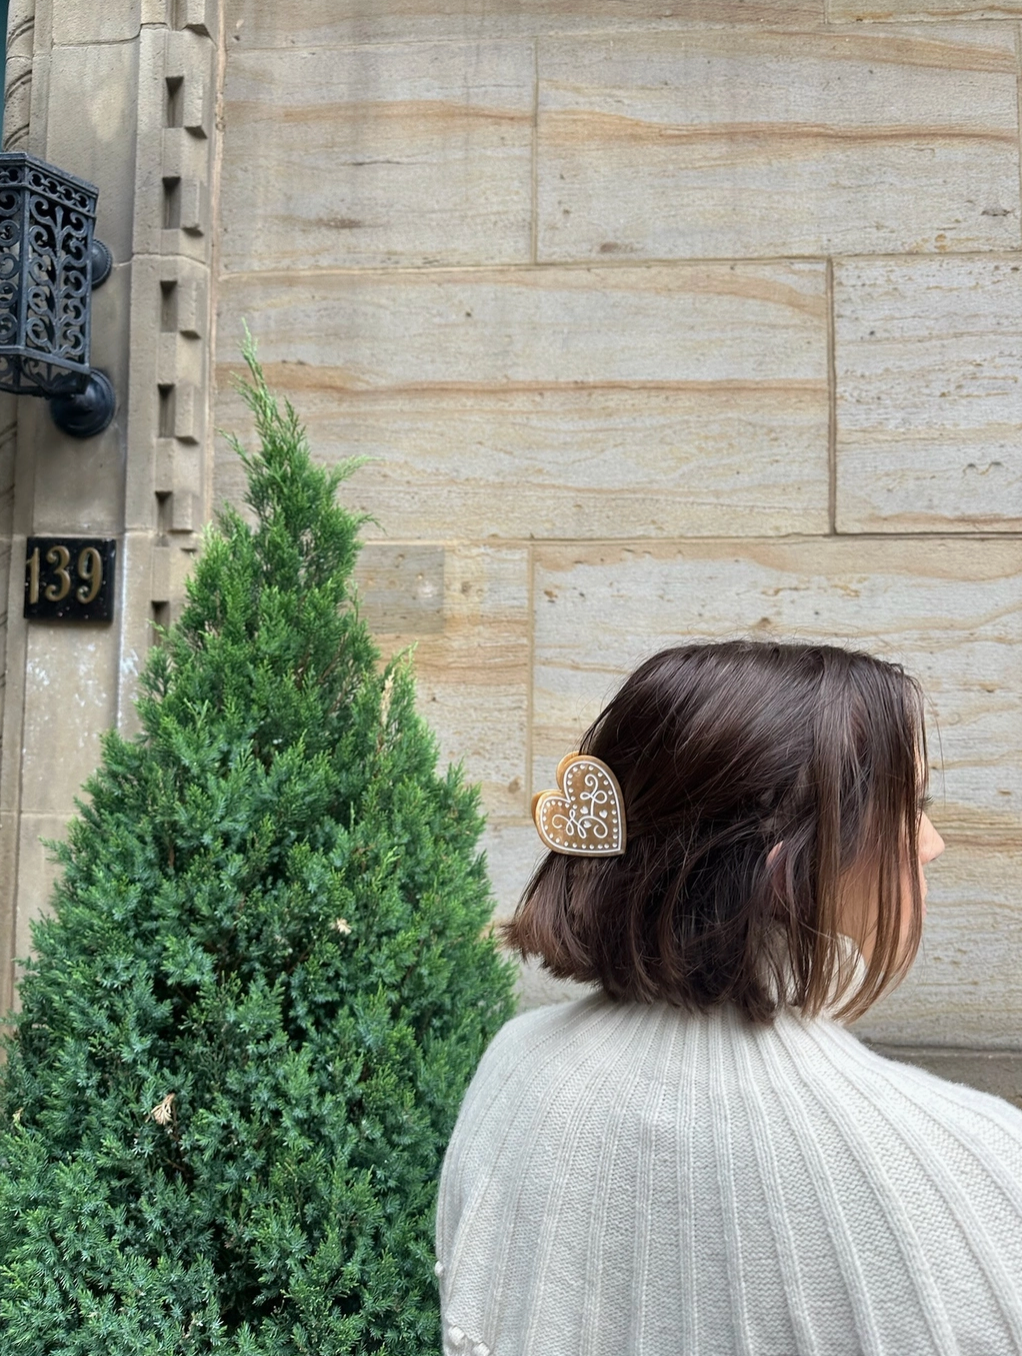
[436,994,1022,1356]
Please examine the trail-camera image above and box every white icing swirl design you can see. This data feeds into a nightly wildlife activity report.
[534,755,625,856]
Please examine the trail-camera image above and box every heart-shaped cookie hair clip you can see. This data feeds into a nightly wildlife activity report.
[532,753,627,857]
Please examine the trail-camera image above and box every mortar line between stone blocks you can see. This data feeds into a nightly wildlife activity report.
[219,251,1022,283]
[230,21,856,55]
[49,35,144,49]
[525,540,535,813]
[519,531,1022,547]
[530,38,539,267]
[826,256,837,536]
[359,532,1022,546]
[1015,26,1022,239]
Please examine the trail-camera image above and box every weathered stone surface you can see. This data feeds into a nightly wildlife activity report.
[532,536,1022,1045]
[20,623,118,817]
[5,0,37,154]
[480,819,544,922]
[28,263,130,537]
[13,812,68,971]
[359,544,530,822]
[537,26,1020,259]
[854,839,1022,1047]
[225,0,826,48]
[51,0,141,44]
[215,263,829,539]
[220,41,534,271]
[46,42,140,264]
[356,544,445,636]
[835,255,1022,531]
[533,537,1022,801]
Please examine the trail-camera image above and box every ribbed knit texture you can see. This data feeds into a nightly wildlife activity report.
[436,995,1022,1356]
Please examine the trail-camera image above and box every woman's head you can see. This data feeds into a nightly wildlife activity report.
[505,640,941,1023]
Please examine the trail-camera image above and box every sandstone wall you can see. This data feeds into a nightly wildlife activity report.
[2,1,1018,1060]
[215,1,1022,1046]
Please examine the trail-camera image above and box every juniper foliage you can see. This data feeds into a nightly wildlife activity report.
[0,342,516,1354]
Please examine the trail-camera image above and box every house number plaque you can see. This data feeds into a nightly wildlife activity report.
[24,537,116,622]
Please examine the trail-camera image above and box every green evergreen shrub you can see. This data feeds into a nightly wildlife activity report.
[0,341,517,1355]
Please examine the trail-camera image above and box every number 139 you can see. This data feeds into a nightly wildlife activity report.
[27,544,104,605]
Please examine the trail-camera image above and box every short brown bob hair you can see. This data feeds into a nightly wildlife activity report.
[504,640,928,1023]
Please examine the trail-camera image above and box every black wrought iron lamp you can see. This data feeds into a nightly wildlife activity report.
[0,151,114,439]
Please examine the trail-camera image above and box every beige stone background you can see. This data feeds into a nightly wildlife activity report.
[1,1,1020,1086]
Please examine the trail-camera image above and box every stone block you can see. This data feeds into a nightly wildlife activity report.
[225,0,826,47]
[173,0,217,35]
[157,331,204,390]
[214,263,829,539]
[162,126,211,184]
[165,29,214,137]
[161,258,208,338]
[835,256,1022,531]
[360,544,529,821]
[532,537,1022,798]
[480,819,545,923]
[168,381,205,444]
[45,42,140,263]
[853,838,1022,1048]
[536,26,1020,259]
[13,812,69,976]
[151,543,172,604]
[164,177,210,237]
[25,261,130,538]
[531,536,1022,1045]
[20,620,118,816]
[52,0,141,43]
[27,51,49,160]
[131,27,180,258]
[356,543,445,636]
[220,40,534,271]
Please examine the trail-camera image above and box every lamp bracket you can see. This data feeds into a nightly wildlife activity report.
[48,370,115,439]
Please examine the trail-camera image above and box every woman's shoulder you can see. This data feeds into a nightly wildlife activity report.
[461,993,1022,1171]
[819,1018,1022,1148]
[467,992,611,1085]
[801,1013,1019,1107]
[762,1012,1022,1235]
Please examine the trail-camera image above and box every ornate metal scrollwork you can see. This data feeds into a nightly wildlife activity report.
[0,151,115,437]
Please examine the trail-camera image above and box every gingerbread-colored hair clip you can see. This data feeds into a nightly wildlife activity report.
[532,753,627,857]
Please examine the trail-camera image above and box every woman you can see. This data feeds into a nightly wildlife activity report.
[435,641,1022,1356]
